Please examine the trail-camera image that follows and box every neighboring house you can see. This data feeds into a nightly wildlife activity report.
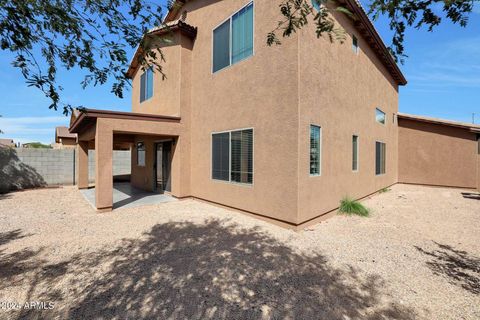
[53,126,78,149]
[398,113,480,191]
[70,0,479,228]
[0,138,15,148]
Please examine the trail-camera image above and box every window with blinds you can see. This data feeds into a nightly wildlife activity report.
[212,132,230,181]
[310,125,321,175]
[375,141,386,175]
[352,135,359,171]
[212,2,253,73]
[212,129,253,184]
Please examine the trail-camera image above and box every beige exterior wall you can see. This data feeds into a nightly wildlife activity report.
[131,34,182,116]
[398,118,478,189]
[176,0,301,224]
[296,9,399,223]
[123,0,402,225]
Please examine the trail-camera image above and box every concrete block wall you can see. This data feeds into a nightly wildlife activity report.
[87,150,132,182]
[16,148,75,185]
[12,148,131,186]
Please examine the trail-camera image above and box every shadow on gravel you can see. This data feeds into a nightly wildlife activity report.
[415,242,480,295]
[5,220,416,319]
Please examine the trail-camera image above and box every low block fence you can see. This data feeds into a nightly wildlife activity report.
[0,147,131,193]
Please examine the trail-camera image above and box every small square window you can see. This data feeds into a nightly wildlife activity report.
[376,108,386,124]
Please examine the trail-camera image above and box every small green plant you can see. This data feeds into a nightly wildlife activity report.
[379,187,390,193]
[338,197,369,217]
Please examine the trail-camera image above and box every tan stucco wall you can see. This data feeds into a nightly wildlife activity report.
[178,0,301,224]
[398,118,478,189]
[123,0,402,225]
[296,8,399,223]
[131,34,183,116]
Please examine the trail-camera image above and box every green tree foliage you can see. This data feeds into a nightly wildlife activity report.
[267,0,477,63]
[0,0,476,115]
[23,142,52,148]
[0,0,174,115]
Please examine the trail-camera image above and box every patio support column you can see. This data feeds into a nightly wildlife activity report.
[77,141,89,189]
[95,119,113,211]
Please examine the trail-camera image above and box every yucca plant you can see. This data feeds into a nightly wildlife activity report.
[338,197,369,217]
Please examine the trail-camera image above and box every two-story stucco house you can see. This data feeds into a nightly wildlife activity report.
[69,0,479,229]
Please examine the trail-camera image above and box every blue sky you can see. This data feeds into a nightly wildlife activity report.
[0,1,479,144]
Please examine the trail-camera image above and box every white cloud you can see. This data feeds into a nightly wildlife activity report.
[406,36,480,89]
[0,116,69,144]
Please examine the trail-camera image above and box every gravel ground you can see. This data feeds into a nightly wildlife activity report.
[0,184,478,319]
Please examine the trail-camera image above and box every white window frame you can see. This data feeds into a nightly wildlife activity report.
[136,142,146,167]
[352,34,359,55]
[211,127,254,186]
[375,140,386,176]
[375,108,386,125]
[211,1,255,74]
[352,134,359,172]
[309,124,322,177]
[140,67,154,103]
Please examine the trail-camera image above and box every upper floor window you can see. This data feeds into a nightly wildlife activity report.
[140,67,153,102]
[310,125,321,176]
[375,108,386,124]
[213,2,254,73]
[352,35,359,54]
[312,0,321,11]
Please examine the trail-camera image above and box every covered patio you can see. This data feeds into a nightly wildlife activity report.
[80,182,177,209]
[69,109,190,211]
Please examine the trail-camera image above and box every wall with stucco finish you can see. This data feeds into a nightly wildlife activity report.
[123,0,403,225]
[398,118,478,189]
[296,7,399,223]
[131,34,183,117]
[176,0,301,224]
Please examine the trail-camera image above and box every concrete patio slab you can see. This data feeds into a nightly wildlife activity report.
[80,182,177,209]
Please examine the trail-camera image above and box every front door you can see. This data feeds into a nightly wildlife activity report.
[155,141,172,192]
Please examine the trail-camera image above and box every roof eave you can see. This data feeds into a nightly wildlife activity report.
[126,20,197,79]
[398,113,480,131]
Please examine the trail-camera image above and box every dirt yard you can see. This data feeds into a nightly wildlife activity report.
[0,184,478,319]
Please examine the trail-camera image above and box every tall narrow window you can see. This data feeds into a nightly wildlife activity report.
[213,2,253,73]
[310,125,321,175]
[212,132,230,181]
[140,67,153,102]
[231,129,253,183]
[137,142,146,167]
[375,141,386,175]
[212,129,253,184]
[375,108,386,124]
[352,35,359,54]
[352,135,359,171]
[213,20,230,73]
